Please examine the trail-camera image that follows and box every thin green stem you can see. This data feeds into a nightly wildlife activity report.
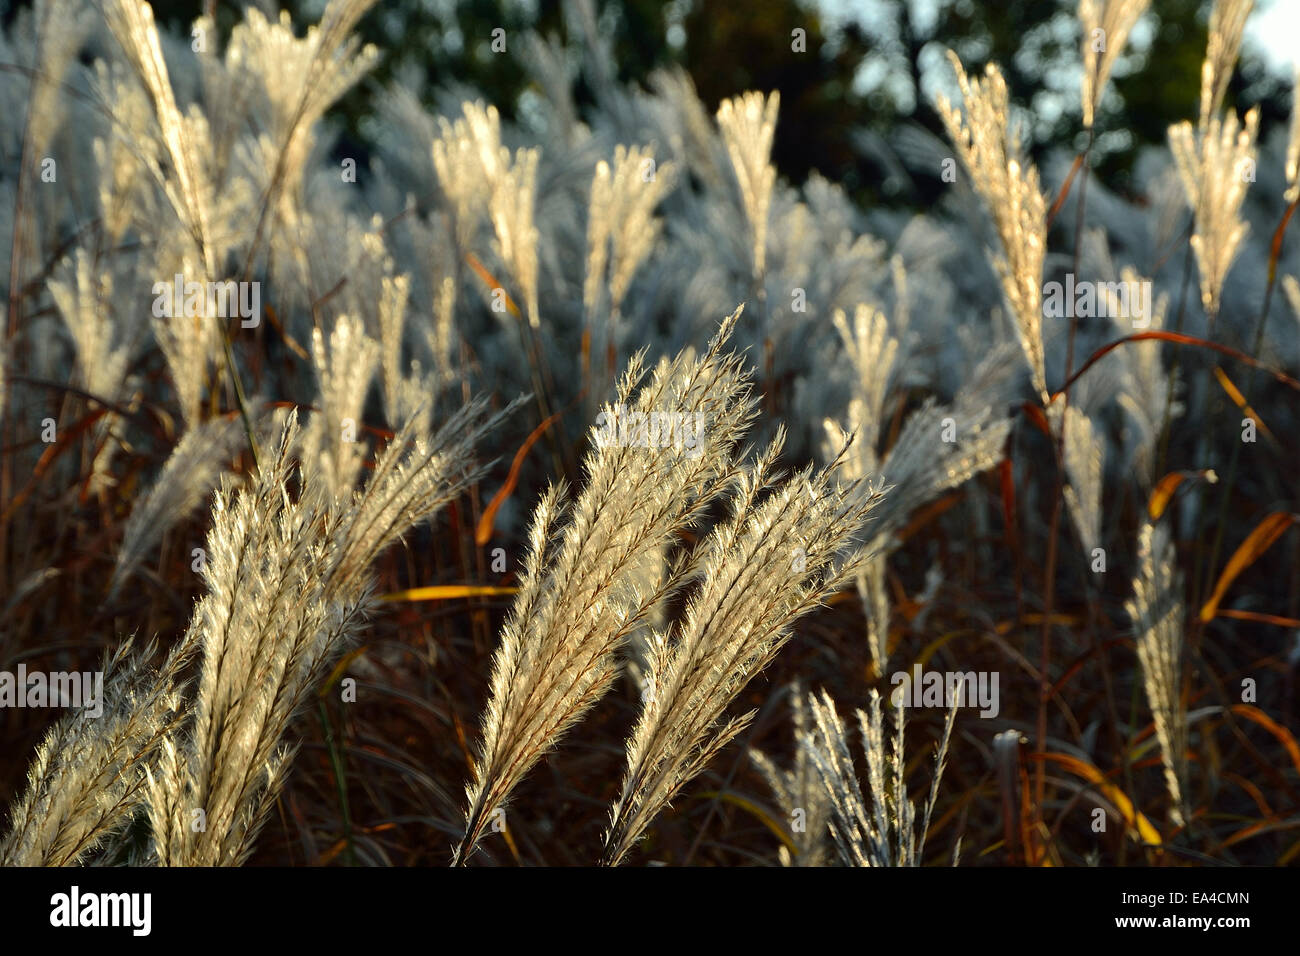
[318,698,354,866]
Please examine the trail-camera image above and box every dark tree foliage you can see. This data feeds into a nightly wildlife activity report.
[8,0,1289,204]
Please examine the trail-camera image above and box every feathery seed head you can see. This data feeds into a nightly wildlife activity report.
[1199,0,1254,131]
[1126,520,1189,827]
[600,432,882,865]
[1079,0,1151,130]
[937,53,1049,403]
[800,688,956,867]
[717,91,779,279]
[1168,107,1259,319]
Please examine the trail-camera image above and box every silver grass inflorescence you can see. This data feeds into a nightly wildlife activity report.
[430,100,544,331]
[1079,0,1151,130]
[222,3,380,206]
[454,308,759,865]
[802,688,957,867]
[107,412,250,599]
[600,439,881,865]
[49,249,128,407]
[937,53,1049,404]
[825,345,1015,675]
[1059,405,1107,559]
[48,248,130,487]
[716,91,779,284]
[839,346,1017,544]
[25,0,87,171]
[103,0,218,274]
[488,146,542,331]
[833,303,898,477]
[431,101,501,253]
[145,400,504,865]
[1126,520,1189,827]
[1,639,188,866]
[145,419,347,865]
[307,313,381,498]
[1168,107,1259,321]
[749,682,833,867]
[102,0,226,434]
[830,302,899,674]
[376,274,412,425]
[1198,0,1255,132]
[150,256,219,432]
[584,145,677,325]
[1111,268,1179,485]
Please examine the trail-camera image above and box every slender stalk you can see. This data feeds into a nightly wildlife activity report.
[1198,199,1296,623]
[1036,128,1092,844]
[318,699,354,866]
[1154,227,1196,479]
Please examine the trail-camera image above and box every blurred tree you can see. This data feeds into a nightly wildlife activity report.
[677,2,871,190]
[879,0,1291,197]
[5,0,1290,204]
